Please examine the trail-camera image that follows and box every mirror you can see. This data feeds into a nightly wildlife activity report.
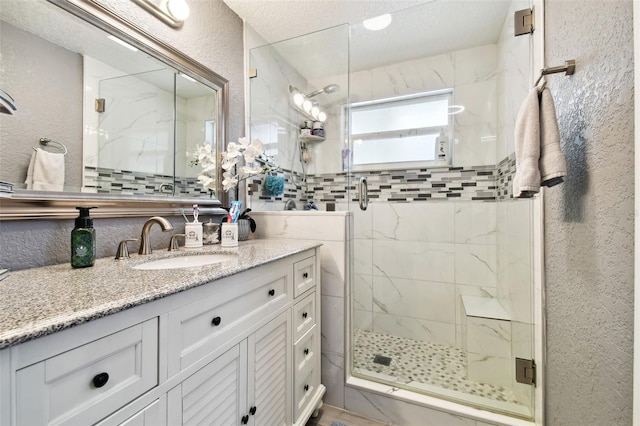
[0,0,228,215]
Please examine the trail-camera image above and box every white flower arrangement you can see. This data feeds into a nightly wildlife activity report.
[193,137,270,192]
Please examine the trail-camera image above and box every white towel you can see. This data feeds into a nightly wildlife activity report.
[513,86,566,197]
[539,87,566,187]
[513,88,541,198]
[25,148,65,191]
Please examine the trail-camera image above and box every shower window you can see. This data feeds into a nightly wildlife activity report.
[350,90,453,169]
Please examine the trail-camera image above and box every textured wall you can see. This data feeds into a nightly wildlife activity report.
[544,1,634,424]
[0,22,83,190]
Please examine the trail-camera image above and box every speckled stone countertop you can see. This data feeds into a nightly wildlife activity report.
[0,239,321,350]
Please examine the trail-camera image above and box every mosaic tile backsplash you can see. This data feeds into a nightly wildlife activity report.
[83,166,210,197]
[248,156,517,207]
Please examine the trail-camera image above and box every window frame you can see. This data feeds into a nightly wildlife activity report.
[345,89,454,171]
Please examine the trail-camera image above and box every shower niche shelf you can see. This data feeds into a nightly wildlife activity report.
[299,135,325,143]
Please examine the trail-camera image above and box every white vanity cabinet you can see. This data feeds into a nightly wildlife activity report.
[0,246,324,426]
[167,310,291,426]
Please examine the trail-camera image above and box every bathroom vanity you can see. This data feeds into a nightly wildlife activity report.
[0,240,324,426]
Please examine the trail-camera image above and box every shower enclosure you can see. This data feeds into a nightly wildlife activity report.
[82,59,218,197]
[249,0,540,421]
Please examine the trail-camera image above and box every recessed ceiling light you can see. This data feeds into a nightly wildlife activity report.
[363,14,392,31]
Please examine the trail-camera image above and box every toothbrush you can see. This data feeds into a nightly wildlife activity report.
[179,208,189,223]
[192,204,199,222]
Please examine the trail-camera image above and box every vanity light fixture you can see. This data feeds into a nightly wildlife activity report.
[363,13,392,31]
[132,0,190,28]
[0,89,17,115]
[107,35,138,52]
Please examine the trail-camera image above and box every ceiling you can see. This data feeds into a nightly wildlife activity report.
[223,0,512,79]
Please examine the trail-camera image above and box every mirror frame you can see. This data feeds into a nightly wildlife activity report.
[0,0,229,220]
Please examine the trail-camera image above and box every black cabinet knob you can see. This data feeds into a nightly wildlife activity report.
[241,415,249,424]
[304,384,309,392]
[249,406,257,416]
[268,289,275,296]
[302,312,308,319]
[304,348,309,355]
[211,316,222,326]
[303,272,309,278]
[92,372,109,388]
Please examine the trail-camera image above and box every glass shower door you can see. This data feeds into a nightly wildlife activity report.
[347,0,537,419]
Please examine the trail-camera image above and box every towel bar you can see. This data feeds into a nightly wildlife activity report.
[535,59,576,86]
[34,137,68,155]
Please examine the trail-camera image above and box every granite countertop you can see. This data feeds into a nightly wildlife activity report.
[0,239,321,350]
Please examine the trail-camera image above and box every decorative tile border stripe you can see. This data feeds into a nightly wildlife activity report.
[496,153,517,200]
[83,166,210,197]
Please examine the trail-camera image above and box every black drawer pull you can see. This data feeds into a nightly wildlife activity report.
[304,384,309,392]
[241,415,249,424]
[250,406,257,416]
[302,312,308,319]
[211,316,222,326]
[268,289,275,296]
[304,348,309,355]
[92,372,109,388]
[303,272,309,278]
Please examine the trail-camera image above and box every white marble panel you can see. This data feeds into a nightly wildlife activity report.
[353,309,373,332]
[353,207,373,239]
[251,212,347,241]
[354,238,373,276]
[319,240,347,297]
[454,244,497,287]
[454,202,497,245]
[453,79,497,127]
[372,203,455,243]
[453,122,497,167]
[321,352,345,408]
[348,69,373,104]
[322,295,345,354]
[466,317,511,359]
[370,53,455,100]
[344,386,476,426]
[372,276,456,324]
[372,240,455,283]
[467,352,512,389]
[454,44,498,86]
[454,284,498,327]
[353,273,373,312]
[372,313,456,347]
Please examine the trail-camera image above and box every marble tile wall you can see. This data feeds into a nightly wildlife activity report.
[352,201,499,350]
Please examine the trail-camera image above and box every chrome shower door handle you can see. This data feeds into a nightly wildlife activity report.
[358,176,368,211]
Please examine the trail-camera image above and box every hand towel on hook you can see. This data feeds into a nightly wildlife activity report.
[513,85,566,197]
[25,148,65,191]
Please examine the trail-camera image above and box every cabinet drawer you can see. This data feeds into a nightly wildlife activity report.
[294,363,320,422]
[294,256,316,297]
[16,319,158,426]
[294,325,317,374]
[169,266,291,371]
[293,293,316,342]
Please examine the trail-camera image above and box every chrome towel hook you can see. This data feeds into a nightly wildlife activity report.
[35,137,68,155]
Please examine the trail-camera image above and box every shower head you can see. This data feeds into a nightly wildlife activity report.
[305,84,340,98]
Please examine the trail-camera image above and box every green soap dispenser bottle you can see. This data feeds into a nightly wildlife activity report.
[71,206,97,268]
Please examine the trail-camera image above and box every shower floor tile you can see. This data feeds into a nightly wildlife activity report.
[352,329,520,405]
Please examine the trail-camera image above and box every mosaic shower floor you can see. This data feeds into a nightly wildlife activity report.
[352,329,520,405]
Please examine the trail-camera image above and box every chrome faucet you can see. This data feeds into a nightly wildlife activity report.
[139,216,174,255]
[284,199,297,210]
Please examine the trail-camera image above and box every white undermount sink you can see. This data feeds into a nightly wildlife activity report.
[133,254,236,270]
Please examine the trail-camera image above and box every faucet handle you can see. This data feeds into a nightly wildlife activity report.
[169,234,185,251]
[115,238,138,260]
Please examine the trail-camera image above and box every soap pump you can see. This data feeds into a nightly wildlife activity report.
[435,128,449,164]
[71,206,97,268]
